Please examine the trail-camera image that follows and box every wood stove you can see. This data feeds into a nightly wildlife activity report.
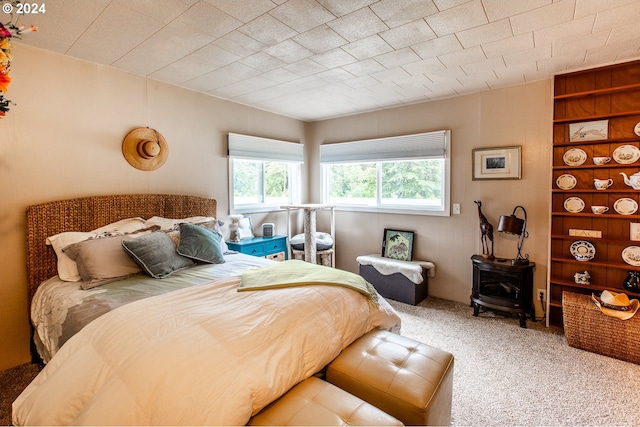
[471,255,535,328]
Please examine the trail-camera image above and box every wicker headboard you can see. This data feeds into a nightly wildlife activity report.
[25,194,217,304]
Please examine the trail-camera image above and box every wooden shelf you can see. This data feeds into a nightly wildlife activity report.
[552,137,640,148]
[551,212,640,220]
[554,110,640,124]
[553,83,640,100]
[553,164,640,171]
[550,234,635,244]
[549,60,640,329]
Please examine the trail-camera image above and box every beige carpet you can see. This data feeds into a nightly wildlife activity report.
[2,297,640,426]
[0,363,41,426]
[389,296,640,426]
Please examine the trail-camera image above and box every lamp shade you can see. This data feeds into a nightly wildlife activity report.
[498,214,524,235]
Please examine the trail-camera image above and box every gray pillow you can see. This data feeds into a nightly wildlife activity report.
[63,235,142,289]
[177,223,225,264]
[122,231,194,278]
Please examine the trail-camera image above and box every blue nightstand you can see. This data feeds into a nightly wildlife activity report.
[226,235,288,261]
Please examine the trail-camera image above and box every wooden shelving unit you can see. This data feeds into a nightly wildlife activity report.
[550,60,640,328]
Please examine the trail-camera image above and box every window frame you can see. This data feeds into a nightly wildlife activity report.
[228,133,303,215]
[320,131,451,216]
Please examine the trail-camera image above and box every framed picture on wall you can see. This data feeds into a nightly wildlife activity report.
[382,229,414,261]
[472,146,522,180]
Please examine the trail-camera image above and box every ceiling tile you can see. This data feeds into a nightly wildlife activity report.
[575,0,637,18]
[401,57,446,75]
[607,21,640,45]
[237,13,298,45]
[533,15,596,47]
[509,1,576,35]
[293,25,348,54]
[240,52,286,71]
[481,32,533,58]
[370,0,439,28]
[374,47,422,68]
[315,0,378,17]
[412,34,463,59]
[456,18,512,49]
[503,44,552,67]
[264,40,314,63]
[174,1,242,38]
[312,49,358,68]
[481,0,551,22]
[66,2,166,65]
[438,45,486,67]
[342,35,394,60]
[211,31,266,57]
[425,0,488,36]
[379,20,437,49]
[593,1,640,32]
[203,0,277,22]
[327,7,388,42]
[341,58,386,76]
[460,56,505,74]
[370,66,412,83]
[269,0,336,32]
[552,30,611,58]
[282,58,327,76]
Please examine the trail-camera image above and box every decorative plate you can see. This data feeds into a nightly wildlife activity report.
[563,148,587,166]
[613,145,640,164]
[570,240,595,262]
[556,174,577,190]
[634,122,640,137]
[613,198,638,215]
[622,246,640,266]
[564,197,585,213]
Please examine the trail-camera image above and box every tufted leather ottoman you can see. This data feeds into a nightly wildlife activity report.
[326,330,454,426]
[248,376,403,426]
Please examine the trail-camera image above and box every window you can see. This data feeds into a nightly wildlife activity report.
[321,131,450,216]
[228,133,302,214]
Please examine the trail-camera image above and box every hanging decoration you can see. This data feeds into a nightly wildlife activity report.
[0,0,37,117]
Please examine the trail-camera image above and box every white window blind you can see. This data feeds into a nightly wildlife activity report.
[228,133,303,163]
[320,130,449,163]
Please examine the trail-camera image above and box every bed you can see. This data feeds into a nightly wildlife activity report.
[13,194,400,425]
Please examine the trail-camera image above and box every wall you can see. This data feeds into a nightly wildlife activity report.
[308,80,553,311]
[0,44,305,371]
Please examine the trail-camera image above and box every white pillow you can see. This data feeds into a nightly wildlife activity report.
[144,216,216,231]
[46,217,147,282]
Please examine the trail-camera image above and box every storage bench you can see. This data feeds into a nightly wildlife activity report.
[326,329,454,426]
[563,291,640,364]
[248,377,402,426]
[356,254,435,305]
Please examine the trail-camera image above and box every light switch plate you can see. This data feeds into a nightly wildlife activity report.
[453,203,461,214]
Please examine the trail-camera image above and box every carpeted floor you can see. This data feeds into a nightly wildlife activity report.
[0,362,41,426]
[2,297,640,426]
[388,297,640,426]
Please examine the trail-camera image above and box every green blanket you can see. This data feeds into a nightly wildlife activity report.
[239,260,378,303]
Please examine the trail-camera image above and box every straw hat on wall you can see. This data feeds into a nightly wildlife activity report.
[122,127,169,171]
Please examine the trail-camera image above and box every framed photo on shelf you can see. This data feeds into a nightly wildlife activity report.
[382,229,414,261]
[472,146,522,180]
[569,119,608,142]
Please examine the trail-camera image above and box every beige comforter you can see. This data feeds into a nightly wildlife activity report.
[13,274,400,425]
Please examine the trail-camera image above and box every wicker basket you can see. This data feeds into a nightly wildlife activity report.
[563,291,640,364]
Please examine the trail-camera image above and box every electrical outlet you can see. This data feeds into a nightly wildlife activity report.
[538,289,547,303]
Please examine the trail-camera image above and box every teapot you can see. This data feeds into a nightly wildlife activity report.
[620,171,640,189]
